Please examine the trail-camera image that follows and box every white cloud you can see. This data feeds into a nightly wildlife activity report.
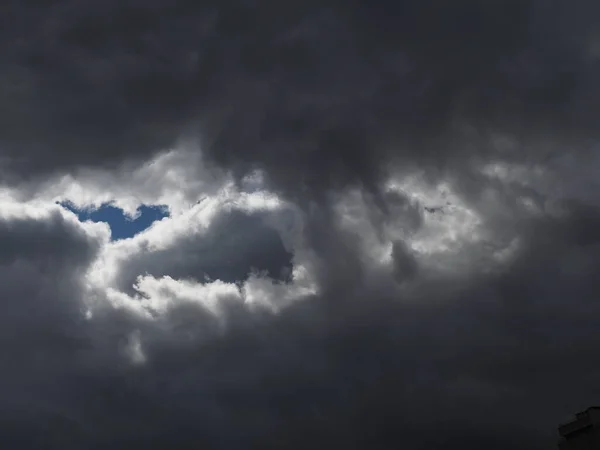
[34,145,229,217]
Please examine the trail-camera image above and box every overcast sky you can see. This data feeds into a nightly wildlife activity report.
[1,1,600,448]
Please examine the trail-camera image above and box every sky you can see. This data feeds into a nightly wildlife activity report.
[59,202,170,240]
[0,1,600,448]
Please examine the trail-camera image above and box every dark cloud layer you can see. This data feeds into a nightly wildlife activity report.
[115,209,294,293]
[0,211,102,446]
[5,204,600,449]
[1,1,600,449]
[1,0,599,191]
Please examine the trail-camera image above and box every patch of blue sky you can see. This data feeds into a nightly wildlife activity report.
[59,201,170,241]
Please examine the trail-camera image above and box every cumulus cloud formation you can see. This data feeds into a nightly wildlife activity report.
[0,1,600,448]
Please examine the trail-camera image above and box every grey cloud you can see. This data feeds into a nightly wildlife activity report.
[1,1,600,448]
[81,206,600,448]
[0,210,100,342]
[115,209,293,294]
[0,210,104,447]
[1,198,600,449]
[0,209,98,269]
[0,0,598,195]
[390,240,419,282]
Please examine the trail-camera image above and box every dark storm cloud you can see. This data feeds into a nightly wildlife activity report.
[2,1,600,449]
[6,202,596,450]
[0,209,103,447]
[114,209,293,294]
[1,0,599,192]
[2,198,600,449]
[129,191,600,449]
[0,208,97,268]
